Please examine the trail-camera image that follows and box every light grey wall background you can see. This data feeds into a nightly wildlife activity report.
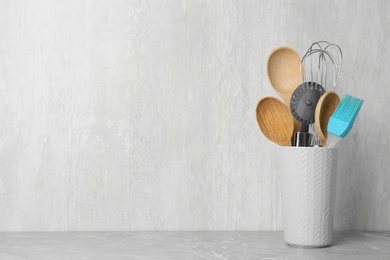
[0,0,389,231]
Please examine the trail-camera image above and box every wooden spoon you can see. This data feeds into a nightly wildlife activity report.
[267,46,302,106]
[256,97,294,146]
[267,46,302,132]
[315,91,340,147]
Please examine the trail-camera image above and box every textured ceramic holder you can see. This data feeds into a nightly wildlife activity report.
[280,147,338,248]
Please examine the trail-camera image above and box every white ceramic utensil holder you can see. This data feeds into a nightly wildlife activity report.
[279,147,338,248]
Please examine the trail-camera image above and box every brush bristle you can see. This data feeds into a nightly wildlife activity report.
[332,95,364,123]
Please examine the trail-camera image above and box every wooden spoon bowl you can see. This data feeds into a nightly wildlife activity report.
[315,91,340,146]
[267,46,302,132]
[267,46,302,106]
[256,97,294,146]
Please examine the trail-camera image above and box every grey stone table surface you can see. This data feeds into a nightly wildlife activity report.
[0,231,389,260]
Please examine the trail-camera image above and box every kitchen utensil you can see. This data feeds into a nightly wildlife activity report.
[300,41,343,146]
[290,82,326,146]
[326,95,364,148]
[267,46,302,105]
[300,41,343,92]
[267,46,302,132]
[256,97,294,146]
[315,91,340,147]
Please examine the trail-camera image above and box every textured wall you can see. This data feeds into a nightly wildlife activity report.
[0,0,389,231]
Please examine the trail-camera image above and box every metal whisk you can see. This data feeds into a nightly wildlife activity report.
[300,41,343,146]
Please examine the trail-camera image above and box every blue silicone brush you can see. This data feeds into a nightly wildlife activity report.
[326,95,364,147]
